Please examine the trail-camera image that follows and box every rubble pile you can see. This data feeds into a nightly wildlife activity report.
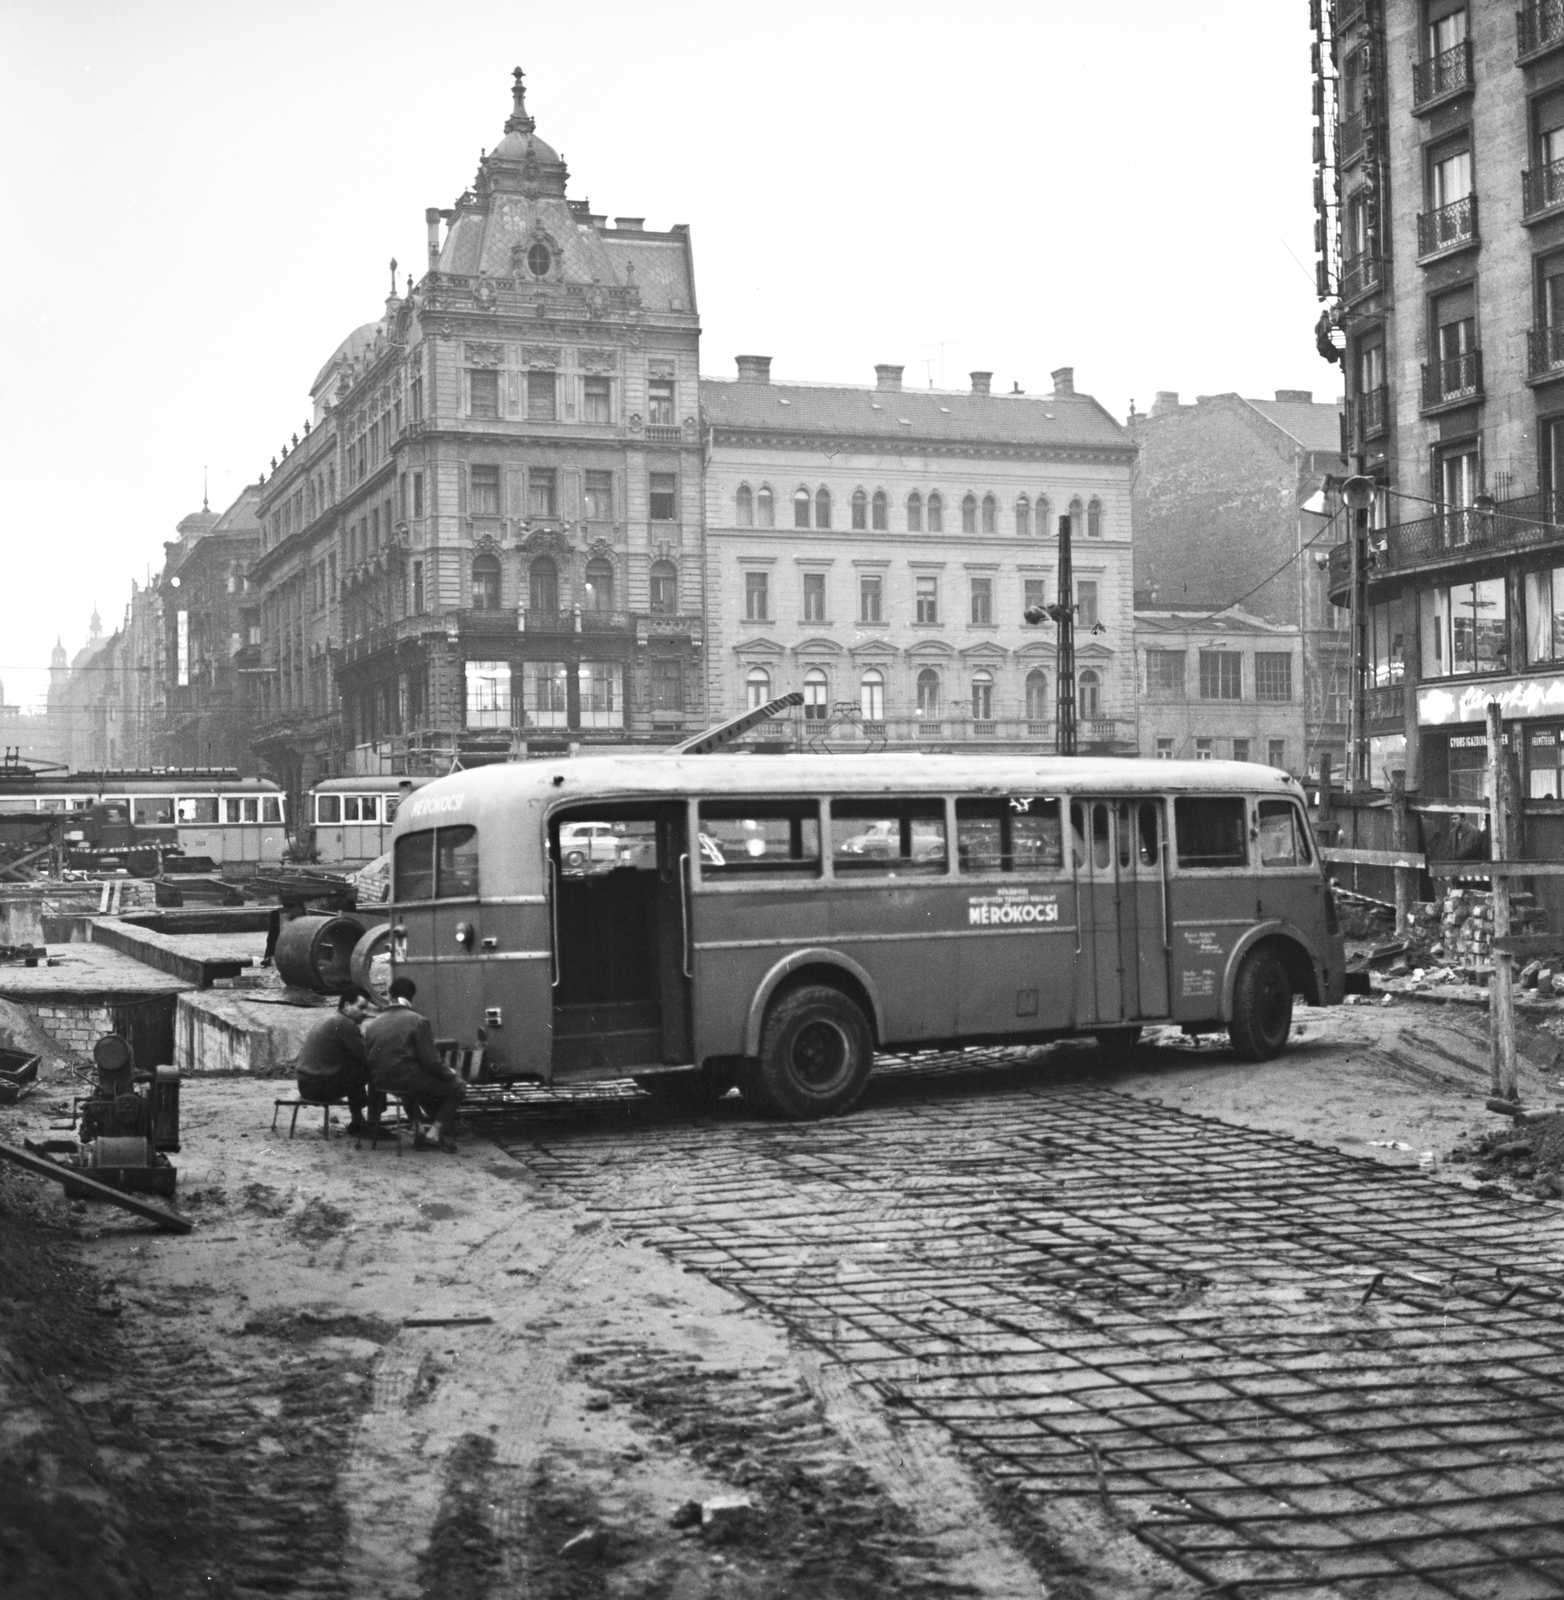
[1448,1113,1564,1199]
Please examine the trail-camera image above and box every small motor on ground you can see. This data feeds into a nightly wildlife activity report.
[68,1035,181,1198]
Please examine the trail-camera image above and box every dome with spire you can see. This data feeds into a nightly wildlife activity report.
[471,68,569,199]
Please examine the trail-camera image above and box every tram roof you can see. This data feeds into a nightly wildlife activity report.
[313,774,434,793]
[0,774,283,794]
[394,753,1301,825]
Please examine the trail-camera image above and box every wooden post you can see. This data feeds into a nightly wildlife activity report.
[1391,772,1412,934]
[1318,752,1333,830]
[1487,702,1517,1104]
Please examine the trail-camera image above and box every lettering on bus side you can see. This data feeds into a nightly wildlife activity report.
[1180,928,1225,998]
[967,886,1060,926]
[406,793,466,819]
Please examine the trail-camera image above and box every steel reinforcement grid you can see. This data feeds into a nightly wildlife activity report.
[484,1050,1564,1598]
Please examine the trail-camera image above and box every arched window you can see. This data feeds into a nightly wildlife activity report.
[815,487,832,529]
[1078,669,1101,719]
[859,669,884,721]
[1035,495,1051,537]
[916,667,942,718]
[962,494,978,534]
[649,559,678,615]
[757,486,775,528]
[529,556,558,613]
[736,485,753,527]
[471,552,501,611]
[928,492,944,533]
[745,666,771,711]
[1025,668,1049,721]
[971,669,994,720]
[982,494,998,535]
[1087,497,1103,539]
[871,490,888,531]
[584,557,615,613]
[851,489,868,531]
[1069,497,1084,538]
[907,491,923,532]
[1015,495,1031,538]
[793,488,811,529]
[803,667,829,721]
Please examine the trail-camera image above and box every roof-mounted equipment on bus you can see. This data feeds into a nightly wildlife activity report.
[666,693,805,757]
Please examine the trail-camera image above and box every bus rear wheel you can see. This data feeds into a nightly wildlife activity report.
[1229,945,1293,1061]
[752,985,873,1120]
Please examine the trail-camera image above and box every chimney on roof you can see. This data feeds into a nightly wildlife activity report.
[614,217,645,231]
[874,364,903,392]
[969,371,992,396]
[588,212,607,227]
[425,207,442,268]
[1151,390,1180,416]
[1050,366,1075,396]
[1274,389,1314,404]
[735,355,772,384]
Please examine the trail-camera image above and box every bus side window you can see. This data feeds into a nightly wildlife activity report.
[1117,802,1132,869]
[178,797,219,825]
[395,831,435,900]
[343,797,361,822]
[436,825,479,897]
[1174,797,1249,868]
[1138,802,1161,868]
[1070,802,1086,869]
[1258,800,1311,867]
[360,796,379,823]
[1011,801,1063,870]
[831,799,947,875]
[223,798,241,824]
[957,799,1062,873]
[956,802,1004,872]
[698,800,821,877]
[1091,803,1111,870]
[317,795,341,824]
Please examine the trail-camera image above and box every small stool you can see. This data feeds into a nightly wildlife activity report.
[272,1096,343,1139]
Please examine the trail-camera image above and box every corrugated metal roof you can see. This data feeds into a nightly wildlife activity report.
[702,380,1131,452]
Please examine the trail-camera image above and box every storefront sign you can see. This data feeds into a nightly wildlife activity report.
[1418,673,1564,726]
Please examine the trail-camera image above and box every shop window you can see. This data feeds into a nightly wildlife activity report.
[464,660,511,729]
[578,661,623,727]
[1527,726,1561,798]
[1525,566,1564,663]
[1366,601,1406,686]
[1424,578,1508,675]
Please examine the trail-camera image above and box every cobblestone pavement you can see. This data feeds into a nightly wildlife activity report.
[484,1047,1564,1599]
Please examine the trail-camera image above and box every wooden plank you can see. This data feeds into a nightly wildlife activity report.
[1321,847,1427,869]
[0,1141,194,1234]
[1491,934,1564,957]
[1428,860,1564,878]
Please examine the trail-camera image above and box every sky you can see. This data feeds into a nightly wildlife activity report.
[0,0,1336,715]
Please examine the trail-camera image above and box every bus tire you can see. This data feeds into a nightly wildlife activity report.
[754,985,873,1120]
[1229,944,1293,1061]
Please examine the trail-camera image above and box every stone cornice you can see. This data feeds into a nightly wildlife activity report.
[708,425,1136,467]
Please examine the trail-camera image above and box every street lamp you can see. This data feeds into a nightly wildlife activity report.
[1341,475,1374,793]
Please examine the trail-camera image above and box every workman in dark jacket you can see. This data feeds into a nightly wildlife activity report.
[364,977,465,1153]
[294,986,383,1137]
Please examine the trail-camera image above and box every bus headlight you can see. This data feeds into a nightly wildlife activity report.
[455,921,475,948]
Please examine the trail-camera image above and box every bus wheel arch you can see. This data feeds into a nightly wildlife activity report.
[1228,939,1298,1062]
[1224,927,1322,1014]
[743,951,884,1058]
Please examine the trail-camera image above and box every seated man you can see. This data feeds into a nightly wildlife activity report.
[364,977,465,1153]
[294,986,383,1138]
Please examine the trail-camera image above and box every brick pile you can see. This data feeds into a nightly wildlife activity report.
[1429,888,1550,978]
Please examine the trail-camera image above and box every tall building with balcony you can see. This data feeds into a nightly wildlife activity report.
[249,70,703,805]
[1320,0,1564,795]
[701,360,1137,753]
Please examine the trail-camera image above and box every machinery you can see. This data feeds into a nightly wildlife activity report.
[63,1035,181,1198]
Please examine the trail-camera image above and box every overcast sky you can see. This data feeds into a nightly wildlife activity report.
[0,0,1334,715]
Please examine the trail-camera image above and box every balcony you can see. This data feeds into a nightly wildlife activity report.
[1523,156,1564,220]
[1417,194,1477,259]
[1412,39,1473,111]
[1518,0,1564,61]
[1351,384,1390,444]
[644,424,684,445]
[1341,252,1386,303]
[1529,324,1564,382]
[1421,349,1483,412]
[1336,0,1366,25]
[1339,112,1367,167]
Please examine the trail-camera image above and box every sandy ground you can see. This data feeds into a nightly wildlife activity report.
[2,990,1561,1600]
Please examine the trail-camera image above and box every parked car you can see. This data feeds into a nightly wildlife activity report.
[559,822,624,872]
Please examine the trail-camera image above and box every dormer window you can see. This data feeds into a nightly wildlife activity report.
[527,242,552,277]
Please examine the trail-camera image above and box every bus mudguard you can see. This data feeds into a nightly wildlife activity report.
[743,948,887,1059]
[1221,922,1324,1018]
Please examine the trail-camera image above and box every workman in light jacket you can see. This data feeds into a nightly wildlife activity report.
[364,977,465,1153]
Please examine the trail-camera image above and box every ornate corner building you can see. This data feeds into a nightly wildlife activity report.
[249,70,703,797]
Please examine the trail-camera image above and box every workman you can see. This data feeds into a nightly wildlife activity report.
[364,977,464,1153]
[294,985,384,1138]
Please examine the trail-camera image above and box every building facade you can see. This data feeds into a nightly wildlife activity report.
[1128,389,1348,777]
[248,70,704,810]
[702,360,1137,753]
[1134,606,1309,771]
[1320,0,1564,796]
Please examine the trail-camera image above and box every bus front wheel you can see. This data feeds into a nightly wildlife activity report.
[1229,945,1293,1061]
[753,985,873,1120]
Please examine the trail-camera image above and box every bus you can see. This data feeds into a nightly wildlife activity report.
[308,776,431,869]
[0,770,287,872]
[385,755,1346,1119]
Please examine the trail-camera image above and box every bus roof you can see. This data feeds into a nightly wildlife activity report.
[313,775,433,794]
[393,753,1303,830]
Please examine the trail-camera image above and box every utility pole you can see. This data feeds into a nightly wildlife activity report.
[1341,475,1374,792]
[1022,513,1077,754]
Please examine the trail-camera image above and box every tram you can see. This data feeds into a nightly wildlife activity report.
[307,775,431,869]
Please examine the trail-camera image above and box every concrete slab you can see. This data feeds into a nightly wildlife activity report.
[176,988,334,1077]
[89,919,266,988]
[0,942,188,1000]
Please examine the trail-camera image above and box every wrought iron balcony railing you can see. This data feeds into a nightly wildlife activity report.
[1339,112,1367,167]
[1341,252,1386,302]
[1357,384,1390,441]
[1518,0,1564,59]
[1412,38,1473,109]
[1417,194,1477,256]
[1523,156,1564,219]
[1335,0,1366,27]
[1529,324,1564,380]
[1422,349,1483,410]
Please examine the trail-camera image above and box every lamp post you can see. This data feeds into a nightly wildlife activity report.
[1341,474,1375,793]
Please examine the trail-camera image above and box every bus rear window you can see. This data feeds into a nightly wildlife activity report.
[956,798,1063,873]
[1175,797,1249,868]
[1258,800,1312,867]
[317,795,341,824]
[831,799,947,874]
[698,800,821,877]
[395,825,478,900]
